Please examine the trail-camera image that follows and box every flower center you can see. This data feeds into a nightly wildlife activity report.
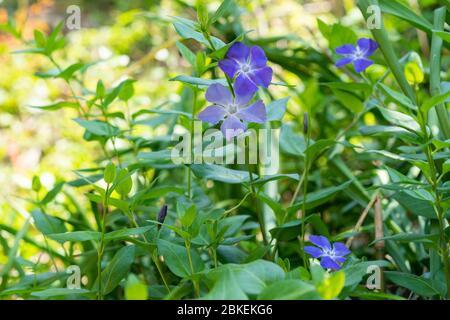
[241,64,251,73]
[353,47,364,59]
[227,104,238,114]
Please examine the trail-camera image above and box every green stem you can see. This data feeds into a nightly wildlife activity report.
[300,134,310,268]
[184,239,200,297]
[97,184,109,300]
[188,88,197,199]
[429,7,450,140]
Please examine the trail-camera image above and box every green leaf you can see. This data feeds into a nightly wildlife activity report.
[203,269,248,300]
[47,231,101,243]
[378,107,420,133]
[280,124,306,156]
[189,164,256,184]
[176,41,196,67]
[322,82,372,96]
[207,260,284,297]
[258,280,318,299]
[316,271,345,300]
[385,271,440,297]
[57,63,85,81]
[31,210,67,240]
[371,233,439,245]
[40,182,64,205]
[104,163,116,184]
[210,0,232,24]
[170,75,227,87]
[115,168,133,196]
[157,238,204,277]
[288,181,352,213]
[433,30,450,43]
[343,260,390,288]
[30,101,79,111]
[34,29,46,48]
[173,20,225,49]
[270,214,321,241]
[378,0,433,34]
[392,190,437,219]
[118,80,134,101]
[378,83,416,110]
[124,274,148,300]
[98,245,136,295]
[332,89,364,113]
[421,90,450,113]
[304,139,336,161]
[104,226,154,242]
[266,97,289,122]
[31,288,90,298]
[73,118,120,137]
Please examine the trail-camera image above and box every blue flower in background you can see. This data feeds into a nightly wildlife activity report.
[304,235,351,270]
[219,42,273,95]
[197,83,266,141]
[335,38,378,73]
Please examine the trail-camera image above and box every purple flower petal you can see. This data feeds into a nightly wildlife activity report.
[220,115,246,141]
[335,57,354,68]
[219,58,239,78]
[234,87,254,107]
[304,246,323,258]
[333,242,351,257]
[250,45,267,68]
[309,235,332,251]
[198,105,227,124]
[236,100,267,123]
[357,38,378,56]
[333,256,347,264]
[335,44,356,55]
[353,58,373,73]
[235,73,258,96]
[320,256,341,270]
[249,66,273,88]
[226,42,250,63]
[205,83,233,106]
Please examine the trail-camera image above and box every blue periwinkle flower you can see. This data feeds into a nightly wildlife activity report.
[304,235,351,270]
[198,83,267,141]
[335,38,378,73]
[218,42,273,95]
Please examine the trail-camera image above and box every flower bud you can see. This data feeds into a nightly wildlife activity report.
[157,204,168,229]
[303,112,309,135]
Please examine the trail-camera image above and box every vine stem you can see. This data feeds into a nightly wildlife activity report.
[130,215,170,293]
[97,183,109,300]
[188,88,197,199]
[299,133,310,268]
[184,239,200,297]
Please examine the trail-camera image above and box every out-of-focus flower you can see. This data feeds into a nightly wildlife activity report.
[304,235,351,270]
[303,112,308,135]
[157,204,168,229]
[218,42,273,95]
[335,38,378,73]
[198,83,266,141]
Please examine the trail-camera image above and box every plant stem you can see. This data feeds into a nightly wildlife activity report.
[246,139,268,245]
[97,184,109,300]
[300,133,310,268]
[188,88,197,199]
[184,239,200,297]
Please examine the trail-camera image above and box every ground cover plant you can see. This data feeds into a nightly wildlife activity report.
[0,0,449,301]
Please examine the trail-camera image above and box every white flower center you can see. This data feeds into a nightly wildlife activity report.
[352,47,364,59]
[240,63,251,73]
[227,103,238,114]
